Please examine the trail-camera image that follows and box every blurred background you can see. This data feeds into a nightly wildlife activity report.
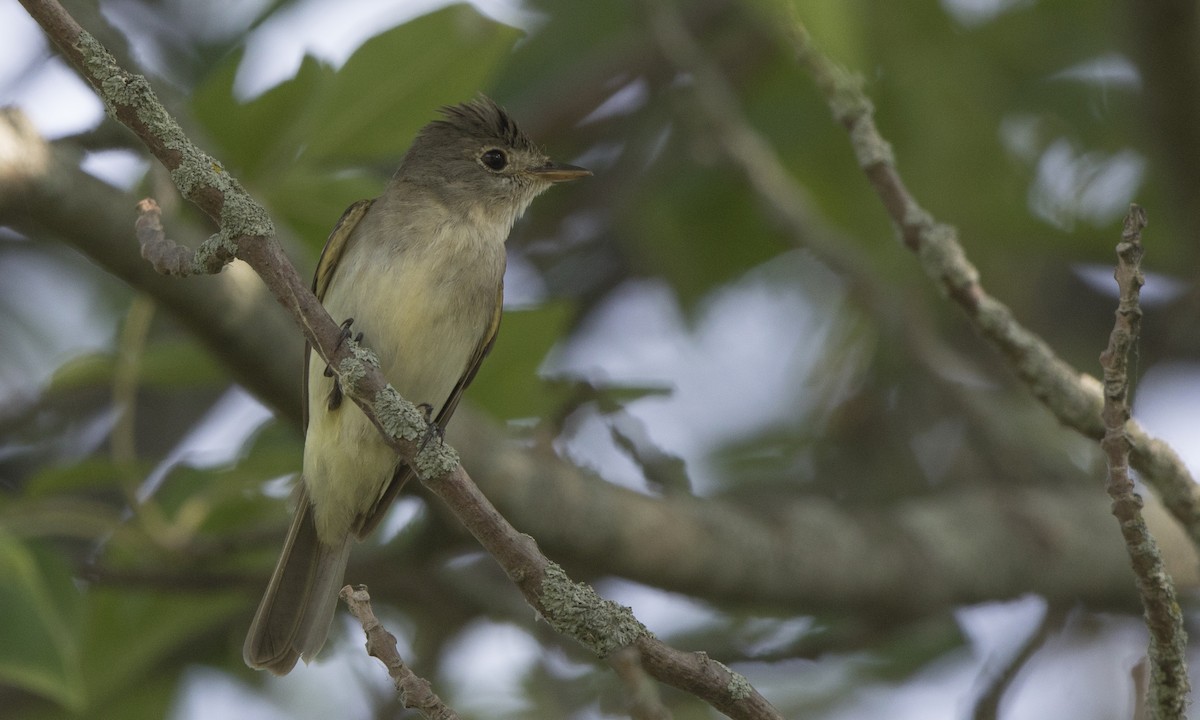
[2,0,1199,718]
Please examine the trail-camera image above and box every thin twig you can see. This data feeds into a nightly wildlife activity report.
[425,469,781,718]
[340,586,462,720]
[787,16,1200,542]
[135,198,206,276]
[686,6,1200,549]
[19,1,783,717]
[1098,206,1189,719]
[970,604,1065,720]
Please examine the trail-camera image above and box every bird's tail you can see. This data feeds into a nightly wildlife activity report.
[243,486,352,675]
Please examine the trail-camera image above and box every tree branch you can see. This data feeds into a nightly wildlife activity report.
[5,105,1173,626]
[785,17,1200,545]
[455,401,1166,616]
[340,585,461,720]
[970,604,1066,720]
[0,107,302,423]
[1099,206,1189,719]
[657,4,1200,549]
[18,1,783,716]
[15,0,435,492]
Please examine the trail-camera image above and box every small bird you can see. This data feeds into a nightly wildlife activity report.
[244,96,590,674]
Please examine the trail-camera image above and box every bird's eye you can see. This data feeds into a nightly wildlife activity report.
[480,149,508,171]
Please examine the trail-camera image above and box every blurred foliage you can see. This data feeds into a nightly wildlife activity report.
[0,534,85,713]
[191,5,522,245]
[1,0,1196,718]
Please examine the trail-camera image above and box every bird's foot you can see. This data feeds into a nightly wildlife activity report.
[324,318,364,378]
[415,402,444,451]
[325,318,364,409]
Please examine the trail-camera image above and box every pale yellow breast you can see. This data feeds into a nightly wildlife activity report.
[303,202,506,543]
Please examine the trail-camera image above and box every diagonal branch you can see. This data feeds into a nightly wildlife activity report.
[17,0,783,717]
[340,585,462,720]
[969,604,1066,720]
[2,109,1160,625]
[784,17,1200,547]
[646,0,1200,548]
[1099,206,1189,718]
[0,107,302,423]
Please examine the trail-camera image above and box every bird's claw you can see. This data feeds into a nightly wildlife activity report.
[324,318,365,409]
[416,403,444,452]
[325,318,363,377]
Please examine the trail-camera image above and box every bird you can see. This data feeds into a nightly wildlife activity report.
[244,95,590,674]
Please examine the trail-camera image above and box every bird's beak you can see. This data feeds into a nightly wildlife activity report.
[528,161,592,183]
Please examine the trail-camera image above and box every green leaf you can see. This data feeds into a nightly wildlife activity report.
[192,53,331,181]
[625,161,783,309]
[81,588,244,709]
[492,0,634,101]
[47,340,224,393]
[192,4,523,251]
[0,533,86,711]
[302,5,523,163]
[265,168,382,255]
[46,352,115,392]
[24,458,146,498]
[81,673,177,720]
[469,301,575,419]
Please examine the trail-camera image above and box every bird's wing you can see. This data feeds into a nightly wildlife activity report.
[434,278,504,427]
[314,199,375,301]
[354,279,504,539]
[303,198,375,431]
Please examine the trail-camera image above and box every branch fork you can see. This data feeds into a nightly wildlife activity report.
[20,0,782,717]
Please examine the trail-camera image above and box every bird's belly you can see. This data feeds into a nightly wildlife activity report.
[302,248,497,543]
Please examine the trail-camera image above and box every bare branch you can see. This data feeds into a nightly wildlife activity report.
[340,586,461,720]
[18,1,784,716]
[970,605,1066,720]
[135,198,202,276]
[1098,206,1189,719]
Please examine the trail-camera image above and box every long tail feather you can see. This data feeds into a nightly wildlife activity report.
[243,486,352,675]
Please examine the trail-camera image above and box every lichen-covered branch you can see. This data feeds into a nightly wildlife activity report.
[649,0,1200,548]
[1099,206,1189,719]
[781,10,1200,548]
[421,464,782,719]
[16,0,442,494]
[644,2,1200,658]
[16,0,270,249]
[18,1,784,716]
[0,106,303,425]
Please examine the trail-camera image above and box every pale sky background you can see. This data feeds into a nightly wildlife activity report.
[2,0,1199,717]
